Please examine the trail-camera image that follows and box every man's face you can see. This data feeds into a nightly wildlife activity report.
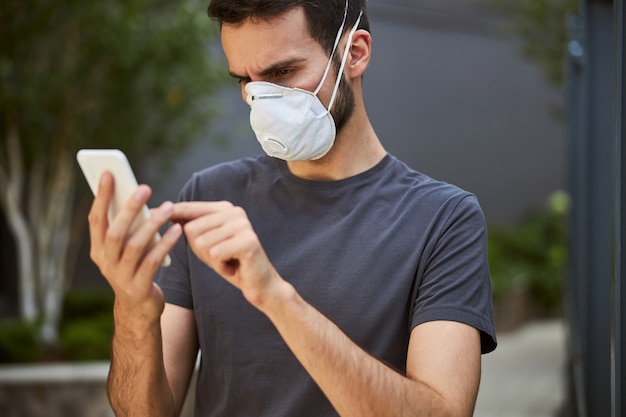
[221,6,355,134]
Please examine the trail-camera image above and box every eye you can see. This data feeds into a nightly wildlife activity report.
[272,68,293,80]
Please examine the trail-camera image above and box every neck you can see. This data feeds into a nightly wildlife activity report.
[286,106,386,181]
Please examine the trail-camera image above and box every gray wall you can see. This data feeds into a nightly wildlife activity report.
[150,0,565,224]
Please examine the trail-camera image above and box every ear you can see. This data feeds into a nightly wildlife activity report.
[346,29,371,79]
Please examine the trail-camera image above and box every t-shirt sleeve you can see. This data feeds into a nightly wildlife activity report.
[155,178,196,310]
[155,230,194,309]
[411,194,497,354]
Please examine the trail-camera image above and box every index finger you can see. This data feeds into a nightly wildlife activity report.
[171,201,234,224]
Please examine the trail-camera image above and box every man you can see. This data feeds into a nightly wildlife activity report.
[88,1,497,416]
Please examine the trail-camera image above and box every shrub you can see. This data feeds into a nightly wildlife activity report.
[59,314,113,361]
[488,191,568,314]
[0,320,42,363]
[59,289,114,361]
[0,289,115,363]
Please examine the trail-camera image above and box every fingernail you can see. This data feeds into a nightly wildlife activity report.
[100,172,111,186]
[166,223,182,239]
[133,186,149,201]
[160,201,174,215]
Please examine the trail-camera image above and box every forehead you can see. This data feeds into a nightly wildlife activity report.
[221,7,324,76]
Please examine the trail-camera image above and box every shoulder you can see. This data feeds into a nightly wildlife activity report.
[384,155,483,220]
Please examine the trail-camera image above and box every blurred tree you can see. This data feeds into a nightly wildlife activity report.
[0,0,228,351]
[493,0,580,86]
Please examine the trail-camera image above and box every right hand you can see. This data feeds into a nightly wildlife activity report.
[87,172,182,326]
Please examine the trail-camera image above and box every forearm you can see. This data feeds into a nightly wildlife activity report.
[258,282,452,417]
[107,310,176,417]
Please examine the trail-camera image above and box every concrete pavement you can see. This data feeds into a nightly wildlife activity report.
[474,319,566,417]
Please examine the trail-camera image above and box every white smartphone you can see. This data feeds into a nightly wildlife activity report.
[76,149,171,267]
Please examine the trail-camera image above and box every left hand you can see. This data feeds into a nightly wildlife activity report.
[172,201,282,308]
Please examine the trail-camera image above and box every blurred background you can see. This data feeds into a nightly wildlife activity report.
[0,0,624,416]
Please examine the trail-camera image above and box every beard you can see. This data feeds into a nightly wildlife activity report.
[329,58,356,134]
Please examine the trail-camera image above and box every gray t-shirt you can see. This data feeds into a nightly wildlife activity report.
[157,153,497,417]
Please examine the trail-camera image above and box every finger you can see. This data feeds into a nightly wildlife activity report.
[103,184,152,264]
[208,227,258,263]
[136,222,183,281]
[182,205,250,254]
[196,212,255,263]
[119,201,175,269]
[87,172,114,261]
[171,201,234,223]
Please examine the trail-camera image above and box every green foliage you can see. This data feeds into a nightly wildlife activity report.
[0,0,228,169]
[0,320,42,363]
[0,289,115,362]
[62,289,114,319]
[59,313,113,361]
[59,289,114,361]
[492,0,579,86]
[488,191,569,313]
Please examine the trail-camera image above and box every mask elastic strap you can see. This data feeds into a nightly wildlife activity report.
[313,1,350,96]
[326,11,362,112]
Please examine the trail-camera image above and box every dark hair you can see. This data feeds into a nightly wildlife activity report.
[207,0,370,55]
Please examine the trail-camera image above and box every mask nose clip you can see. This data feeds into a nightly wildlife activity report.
[246,92,283,106]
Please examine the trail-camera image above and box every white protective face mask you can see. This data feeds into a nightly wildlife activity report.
[245,6,363,161]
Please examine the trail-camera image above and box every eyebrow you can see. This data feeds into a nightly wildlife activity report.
[228,57,308,82]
